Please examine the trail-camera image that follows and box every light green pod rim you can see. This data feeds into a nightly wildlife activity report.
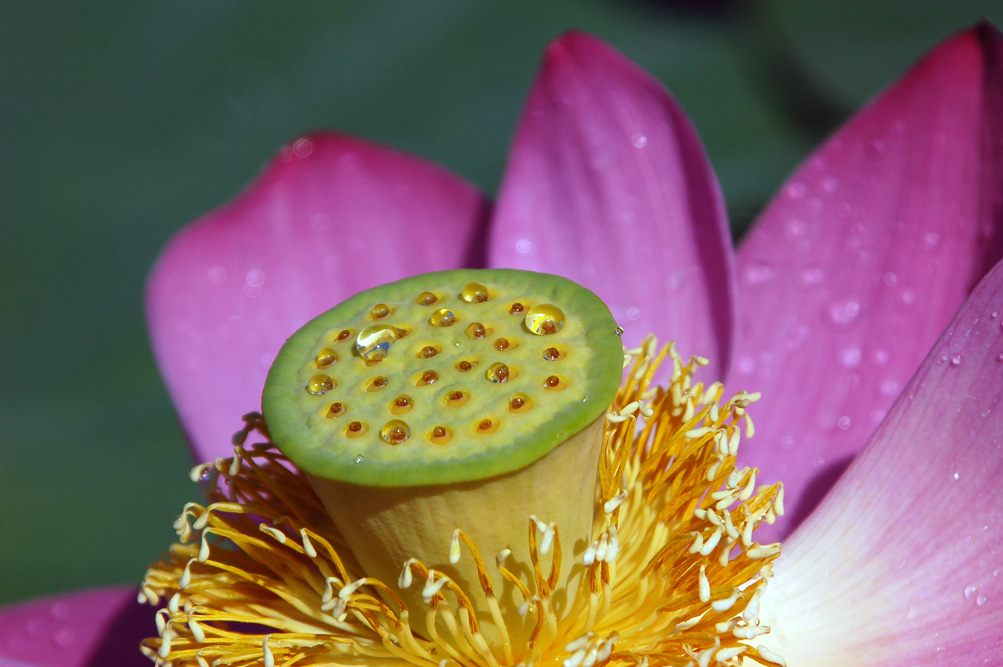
[262,268,622,487]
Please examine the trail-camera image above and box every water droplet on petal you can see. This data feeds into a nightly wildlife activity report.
[965,584,977,600]
[837,416,851,430]
[356,324,397,360]
[631,132,648,148]
[524,304,566,335]
[951,354,963,367]
[827,299,861,327]
[924,231,942,248]
[883,272,898,287]
[977,595,988,606]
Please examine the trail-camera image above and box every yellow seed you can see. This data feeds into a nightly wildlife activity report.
[429,308,456,327]
[390,395,413,415]
[461,281,489,303]
[429,426,451,445]
[370,303,392,319]
[475,418,498,434]
[508,393,532,413]
[417,370,439,386]
[307,374,334,395]
[315,347,339,368]
[380,419,411,445]
[416,291,438,306]
[524,303,566,335]
[486,362,510,383]
[465,322,487,339]
[543,375,566,390]
[345,421,367,438]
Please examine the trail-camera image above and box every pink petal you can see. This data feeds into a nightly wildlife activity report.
[489,31,735,371]
[148,133,489,462]
[0,587,149,666]
[730,24,1003,534]
[759,259,1003,666]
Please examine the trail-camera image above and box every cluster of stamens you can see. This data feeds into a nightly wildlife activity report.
[142,337,785,667]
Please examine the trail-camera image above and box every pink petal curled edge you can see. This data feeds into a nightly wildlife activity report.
[731,23,1003,535]
[490,31,735,374]
[759,258,1003,666]
[0,587,149,667]
[147,133,489,463]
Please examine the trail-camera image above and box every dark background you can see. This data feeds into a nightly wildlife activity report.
[2,1,1000,606]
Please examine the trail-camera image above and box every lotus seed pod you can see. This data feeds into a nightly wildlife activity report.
[262,268,622,646]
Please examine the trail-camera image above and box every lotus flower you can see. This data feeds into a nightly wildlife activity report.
[2,23,1002,667]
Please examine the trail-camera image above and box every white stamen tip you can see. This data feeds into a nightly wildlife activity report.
[450,529,461,564]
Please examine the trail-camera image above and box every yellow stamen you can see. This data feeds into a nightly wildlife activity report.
[141,337,783,667]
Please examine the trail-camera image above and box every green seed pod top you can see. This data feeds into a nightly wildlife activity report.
[262,269,622,487]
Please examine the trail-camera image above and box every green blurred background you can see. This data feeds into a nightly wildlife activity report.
[2,1,1000,606]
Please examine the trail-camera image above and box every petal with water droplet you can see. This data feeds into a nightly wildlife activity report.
[0,587,148,666]
[759,257,1003,666]
[489,31,734,372]
[147,134,489,462]
[729,24,1003,537]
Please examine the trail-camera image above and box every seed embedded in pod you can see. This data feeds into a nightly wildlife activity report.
[307,374,334,395]
[475,418,498,433]
[542,346,562,361]
[345,421,368,438]
[380,419,411,445]
[370,303,392,320]
[315,347,339,368]
[326,402,347,418]
[461,281,489,303]
[368,376,389,391]
[429,426,451,445]
[356,324,397,361]
[417,370,439,386]
[455,360,476,372]
[525,303,566,335]
[508,302,525,315]
[416,291,438,306]
[494,337,512,351]
[486,362,510,383]
[543,375,566,390]
[418,345,439,359]
[429,308,456,327]
[508,393,532,413]
[336,329,353,342]
[445,390,469,407]
[465,322,487,339]
[390,395,413,415]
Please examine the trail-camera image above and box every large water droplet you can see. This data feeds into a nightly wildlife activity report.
[380,419,411,445]
[525,304,566,335]
[461,282,489,303]
[486,362,510,383]
[356,324,397,360]
[307,374,334,395]
[428,308,456,327]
